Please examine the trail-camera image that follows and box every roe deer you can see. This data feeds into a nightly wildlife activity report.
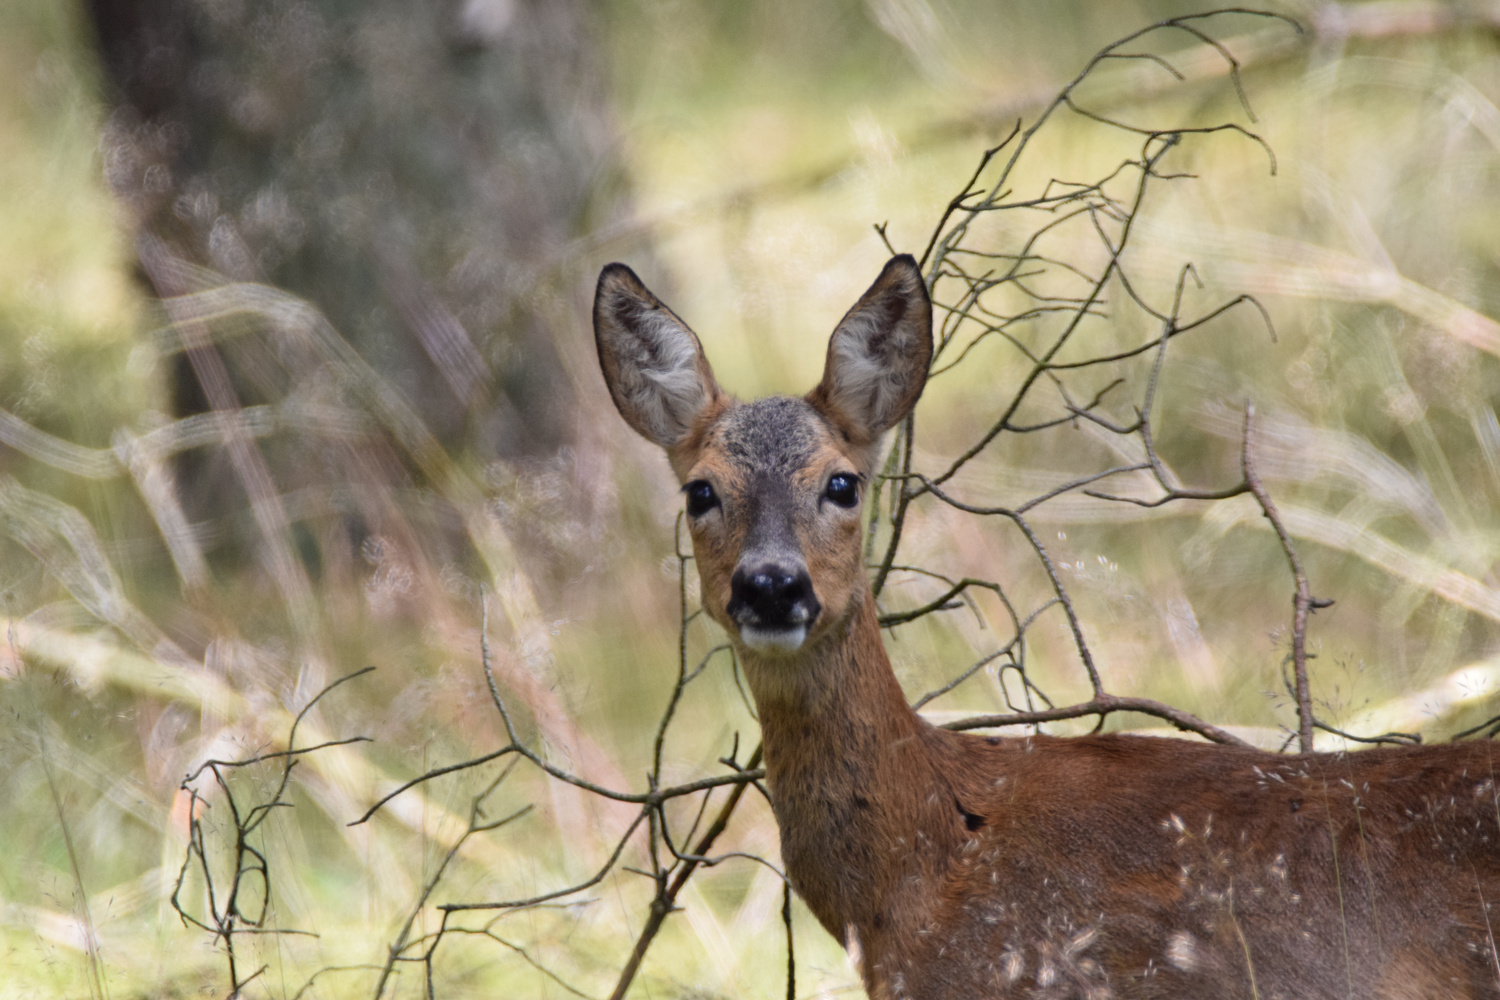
[593,254,1500,999]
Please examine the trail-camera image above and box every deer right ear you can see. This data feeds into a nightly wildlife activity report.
[594,263,721,449]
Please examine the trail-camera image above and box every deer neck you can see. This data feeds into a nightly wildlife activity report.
[739,587,959,942]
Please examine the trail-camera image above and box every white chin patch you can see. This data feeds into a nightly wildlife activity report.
[739,625,809,653]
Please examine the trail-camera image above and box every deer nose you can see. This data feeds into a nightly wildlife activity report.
[727,563,820,632]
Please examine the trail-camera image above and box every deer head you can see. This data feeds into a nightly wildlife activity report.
[594,256,931,658]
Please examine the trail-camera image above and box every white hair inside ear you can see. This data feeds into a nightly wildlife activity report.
[593,263,720,449]
[812,254,933,443]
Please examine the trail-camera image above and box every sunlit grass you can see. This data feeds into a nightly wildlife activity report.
[4,4,1500,999]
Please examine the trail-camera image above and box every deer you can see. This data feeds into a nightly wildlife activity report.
[593,253,1500,999]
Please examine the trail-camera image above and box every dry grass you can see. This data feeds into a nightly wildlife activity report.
[4,4,1500,999]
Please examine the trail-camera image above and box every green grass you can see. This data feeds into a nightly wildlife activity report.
[4,4,1500,998]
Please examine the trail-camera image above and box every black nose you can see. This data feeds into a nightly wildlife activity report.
[727,563,819,628]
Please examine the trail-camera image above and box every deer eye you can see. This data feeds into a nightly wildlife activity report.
[824,473,859,509]
[684,480,719,518]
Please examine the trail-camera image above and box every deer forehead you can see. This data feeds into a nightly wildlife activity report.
[688,396,858,487]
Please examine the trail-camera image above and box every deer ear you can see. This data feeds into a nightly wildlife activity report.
[808,255,932,445]
[594,263,721,449]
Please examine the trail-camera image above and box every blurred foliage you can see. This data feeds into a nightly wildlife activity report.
[0,2,145,443]
[3,1,1500,998]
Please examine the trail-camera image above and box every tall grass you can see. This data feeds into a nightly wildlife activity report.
[4,5,1500,999]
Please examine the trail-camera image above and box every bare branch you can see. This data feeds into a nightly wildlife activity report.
[943,693,1251,747]
[1241,403,1329,754]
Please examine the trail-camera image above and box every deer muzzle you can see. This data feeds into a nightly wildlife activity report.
[727,561,821,653]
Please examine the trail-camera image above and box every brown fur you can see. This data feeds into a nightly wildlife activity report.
[594,256,1500,999]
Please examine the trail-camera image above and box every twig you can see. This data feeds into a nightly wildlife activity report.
[607,746,765,1000]
[1242,403,1332,754]
[171,667,373,995]
[943,693,1250,747]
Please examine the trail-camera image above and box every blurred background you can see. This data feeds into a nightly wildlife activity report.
[4,0,1500,997]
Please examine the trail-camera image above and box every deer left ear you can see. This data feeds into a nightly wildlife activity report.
[807,254,932,446]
